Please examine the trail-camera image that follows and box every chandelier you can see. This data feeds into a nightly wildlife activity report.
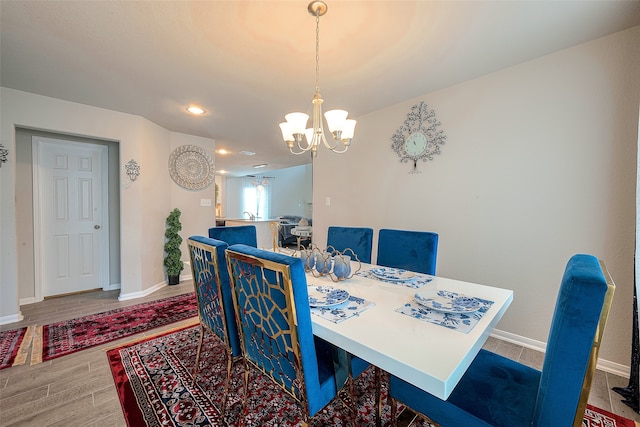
[279,1,356,156]
[251,176,270,193]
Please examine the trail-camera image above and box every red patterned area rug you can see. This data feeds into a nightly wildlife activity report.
[0,326,34,370]
[32,293,197,365]
[107,325,640,427]
[107,325,407,427]
[583,404,640,427]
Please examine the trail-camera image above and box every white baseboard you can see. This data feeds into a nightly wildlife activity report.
[118,281,167,301]
[0,312,25,326]
[117,274,193,302]
[19,297,38,306]
[491,329,547,353]
[491,328,631,378]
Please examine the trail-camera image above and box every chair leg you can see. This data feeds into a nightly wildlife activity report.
[389,379,397,427]
[191,324,205,387]
[219,350,233,417]
[238,362,250,427]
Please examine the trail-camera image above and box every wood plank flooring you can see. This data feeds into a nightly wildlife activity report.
[1,281,639,426]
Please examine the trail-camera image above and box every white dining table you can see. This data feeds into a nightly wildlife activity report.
[305,264,514,401]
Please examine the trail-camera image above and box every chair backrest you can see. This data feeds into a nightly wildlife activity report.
[376,229,439,275]
[533,254,615,427]
[187,236,241,357]
[327,226,373,263]
[208,225,257,247]
[225,244,328,416]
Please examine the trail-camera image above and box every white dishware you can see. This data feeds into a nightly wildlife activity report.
[370,267,416,282]
[414,289,481,313]
[308,285,350,307]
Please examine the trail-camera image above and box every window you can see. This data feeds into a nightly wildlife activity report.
[242,178,270,219]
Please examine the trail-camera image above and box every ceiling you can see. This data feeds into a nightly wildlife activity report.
[2,1,639,177]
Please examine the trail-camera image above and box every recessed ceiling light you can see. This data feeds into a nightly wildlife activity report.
[239,151,256,156]
[217,170,227,174]
[216,149,229,155]
[253,163,267,169]
[186,105,205,115]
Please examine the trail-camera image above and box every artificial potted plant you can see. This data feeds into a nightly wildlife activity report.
[164,208,184,285]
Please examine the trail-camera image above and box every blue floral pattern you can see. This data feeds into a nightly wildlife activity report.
[414,290,481,313]
[356,269,433,289]
[307,285,350,307]
[396,294,494,334]
[310,295,375,324]
[369,267,416,281]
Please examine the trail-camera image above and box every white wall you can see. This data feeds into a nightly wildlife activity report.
[269,164,313,219]
[224,176,245,219]
[0,88,215,322]
[313,26,639,369]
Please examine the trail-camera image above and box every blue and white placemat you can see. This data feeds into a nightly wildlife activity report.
[310,295,375,324]
[396,294,494,334]
[356,268,433,289]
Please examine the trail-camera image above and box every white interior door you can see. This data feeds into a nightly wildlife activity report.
[33,137,109,297]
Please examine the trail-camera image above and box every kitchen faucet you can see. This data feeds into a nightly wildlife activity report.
[243,211,256,220]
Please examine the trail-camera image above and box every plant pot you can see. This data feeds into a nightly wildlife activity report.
[167,275,180,286]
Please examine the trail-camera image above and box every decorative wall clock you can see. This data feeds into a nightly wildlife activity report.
[168,144,215,190]
[391,101,446,173]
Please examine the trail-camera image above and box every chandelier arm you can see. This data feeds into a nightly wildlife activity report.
[296,135,314,151]
[289,135,316,155]
[289,146,313,155]
[327,142,350,153]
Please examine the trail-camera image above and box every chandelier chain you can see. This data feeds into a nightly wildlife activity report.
[315,12,320,94]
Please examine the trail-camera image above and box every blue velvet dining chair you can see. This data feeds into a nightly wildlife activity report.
[327,226,374,263]
[208,225,257,247]
[388,253,615,427]
[225,244,355,426]
[325,226,377,421]
[187,236,242,416]
[376,229,439,275]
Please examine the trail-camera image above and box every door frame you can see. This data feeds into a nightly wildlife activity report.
[32,136,110,301]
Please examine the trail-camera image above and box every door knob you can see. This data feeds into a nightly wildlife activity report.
[94,225,101,230]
